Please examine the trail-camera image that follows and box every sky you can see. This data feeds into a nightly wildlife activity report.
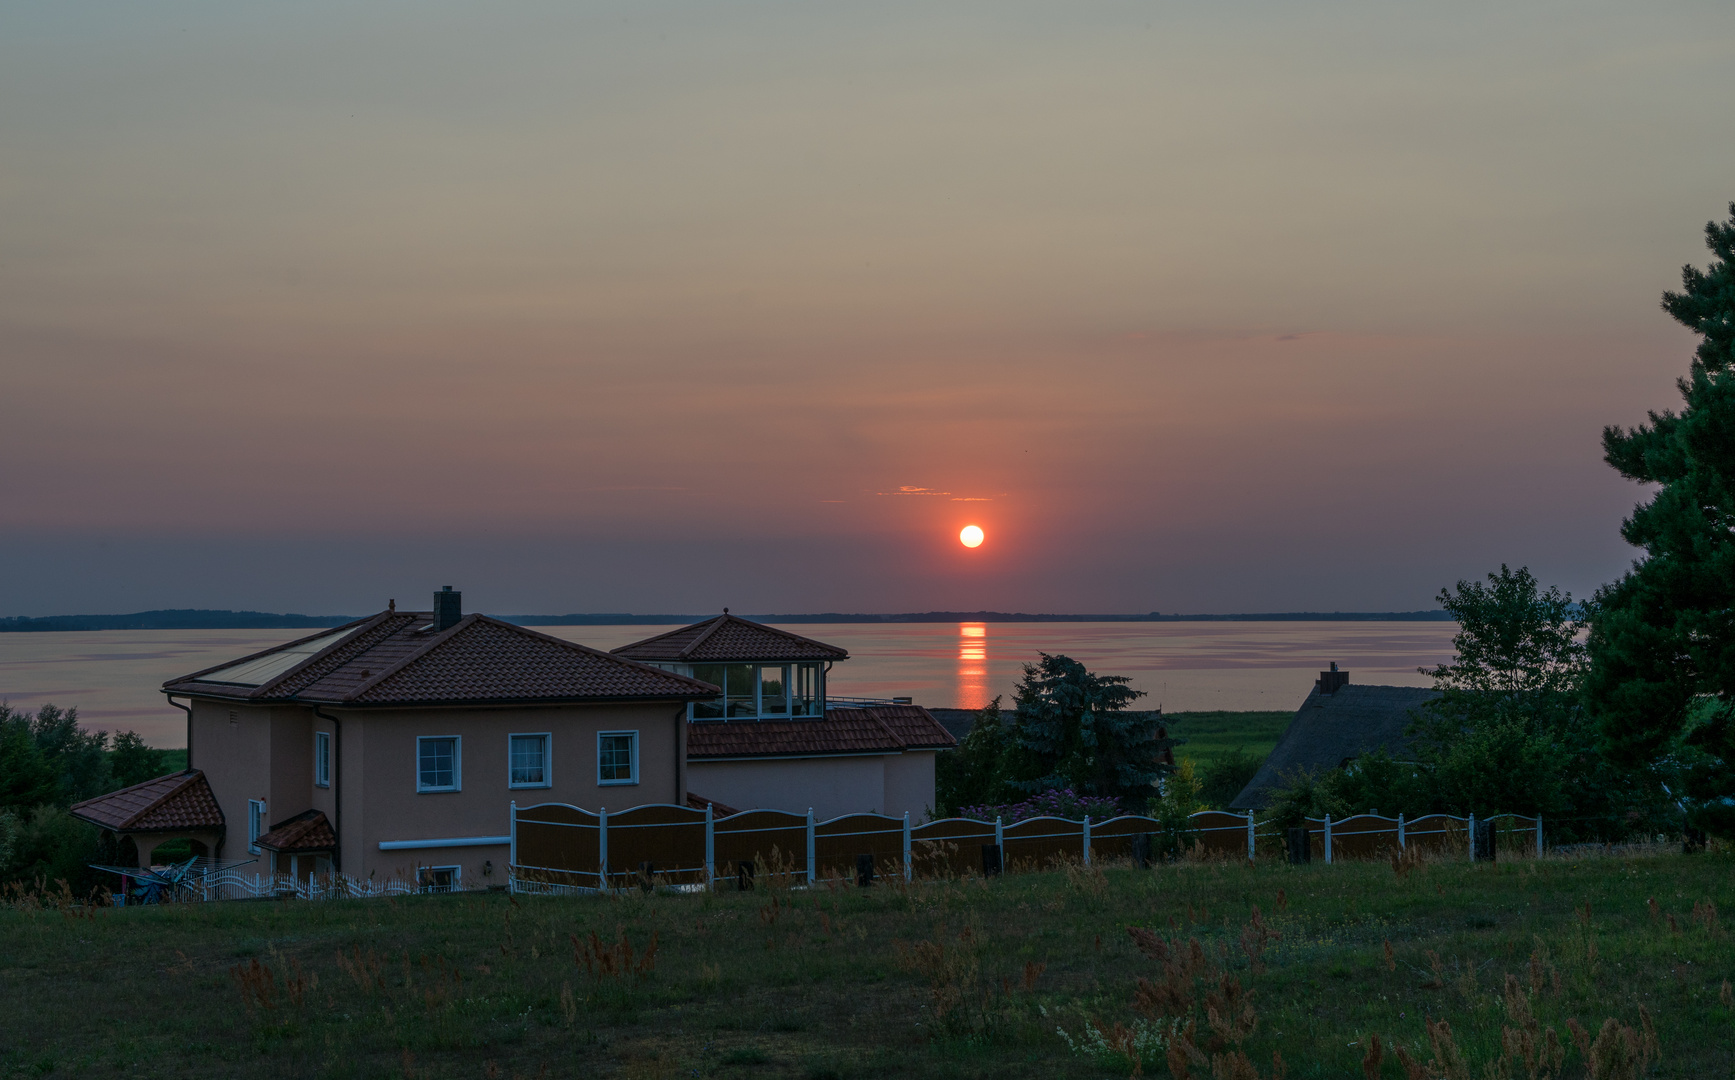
[2,1,1733,617]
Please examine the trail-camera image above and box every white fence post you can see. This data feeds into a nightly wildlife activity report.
[508,800,518,894]
[1535,815,1543,857]
[1323,814,1333,864]
[704,803,715,887]
[994,815,1004,849]
[902,811,912,882]
[1468,813,1476,862]
[1397,812,1405,850]
[599,806,609,892]
[1082,816,1092,866]
[806,808,816,884]
[1247,810,1255,861]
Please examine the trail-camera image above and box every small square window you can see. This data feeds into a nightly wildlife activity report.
[509,733,550,788]
[598,731,638,785]
[314,731,331,788]
[417,736,460,792]
[417,865,459,893]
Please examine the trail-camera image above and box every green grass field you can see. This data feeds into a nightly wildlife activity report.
[1164,711,1292,766]
[4,849,1730,1079]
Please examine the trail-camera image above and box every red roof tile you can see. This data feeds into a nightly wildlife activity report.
[685,705,956,759]
[612,615,849,663]
[257,809,336,852]
[70,771,226,833]
[686,791,743,816]
[163,613,719,706]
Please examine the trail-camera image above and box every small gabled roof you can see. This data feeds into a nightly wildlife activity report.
[70,770,225,834]
[256,809,336,853]
[612,613,849,664]
[686,704,956,760]
[1230,683,1440,810]
[163,611,719,707]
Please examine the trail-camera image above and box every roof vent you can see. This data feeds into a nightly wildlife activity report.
[433,586,462,632]
[1318,661,1349,695]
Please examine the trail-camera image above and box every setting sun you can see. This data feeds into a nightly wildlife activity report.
[959,525,985,548]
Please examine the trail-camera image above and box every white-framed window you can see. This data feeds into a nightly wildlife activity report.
[688,662,824,720]
[314,731,331,788]
[417,736,460,792]
[508,733,551,788]
[597,731,638,785]
[417,865,459,893]
[248,799,267,854]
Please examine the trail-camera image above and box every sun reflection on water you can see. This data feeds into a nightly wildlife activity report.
[957,622,989,709]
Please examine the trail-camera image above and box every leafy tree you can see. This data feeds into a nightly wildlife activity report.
[26,703,111,804]
[1587,203,1735,838]
[1006,653,1171,804]
[0,708,57,812]
[108,731,169,789]
[1149,758,1202,858]
[1196,749,1263,810]
[934,697,1015,816]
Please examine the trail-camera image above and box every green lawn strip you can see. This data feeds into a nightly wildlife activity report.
[1164,711,1292,766]
[2,853,1731,1078]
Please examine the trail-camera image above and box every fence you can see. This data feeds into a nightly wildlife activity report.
[511,801,1549,891]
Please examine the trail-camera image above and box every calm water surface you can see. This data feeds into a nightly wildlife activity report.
[0,621,1457,747]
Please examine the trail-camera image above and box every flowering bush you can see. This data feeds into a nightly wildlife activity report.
[956,788,1123,823]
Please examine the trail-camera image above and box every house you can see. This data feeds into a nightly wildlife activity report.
[1229,664,1439,810]
[77,588,718,890]
[612,613,956,819]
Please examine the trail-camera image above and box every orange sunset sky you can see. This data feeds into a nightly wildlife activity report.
[3,3,1734,616]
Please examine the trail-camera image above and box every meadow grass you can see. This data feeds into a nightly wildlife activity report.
[1164,711,1292,766]
[2,849,1731,1079]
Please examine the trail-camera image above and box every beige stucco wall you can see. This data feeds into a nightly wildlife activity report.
[689,751,939,821]
[187,698,272,868]
[881,750,938,820]
[189,695,685,887]
[347,701,685,884]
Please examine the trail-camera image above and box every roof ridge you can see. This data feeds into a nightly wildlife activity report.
[487,618,723,690]
[332,613,481,702]
[678,615,730,659]
[862,706,905,748]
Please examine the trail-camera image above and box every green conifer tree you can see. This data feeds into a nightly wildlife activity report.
[1588,203,1735,837]
[1006,653,1172,804]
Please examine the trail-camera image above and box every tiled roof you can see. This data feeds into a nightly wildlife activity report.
[686,705,956,759]
[70,771,226,833]
[257,809,336,852]
[612,615,849,663]
[687,791,743,817]
[1230,682,1440,810]
[163,612,719,706]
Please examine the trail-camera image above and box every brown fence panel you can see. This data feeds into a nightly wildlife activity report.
[601,804,708,887]
[513,803,602,889]
[713,809,809,879]
[1327,815,1400,860]
[910,818,997,877]
[1188,811,1252,857]
[1404,814,1468,857]
[815,814,905,879]
[1088,815,1161,861]
[1002,816,1085,870]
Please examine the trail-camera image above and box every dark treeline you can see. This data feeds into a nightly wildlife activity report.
[0,704,173,893]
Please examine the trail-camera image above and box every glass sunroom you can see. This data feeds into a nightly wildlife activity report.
[670,662,824,720]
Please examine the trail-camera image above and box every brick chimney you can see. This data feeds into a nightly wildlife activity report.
[433,585,462,632]
[1317,661,1349,694]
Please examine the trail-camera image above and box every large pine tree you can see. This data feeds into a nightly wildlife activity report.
[1588,203,1735,837]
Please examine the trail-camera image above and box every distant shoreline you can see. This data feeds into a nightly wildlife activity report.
[0,608,1454,632]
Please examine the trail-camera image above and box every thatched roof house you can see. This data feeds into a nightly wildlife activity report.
[1230,665,1438,810]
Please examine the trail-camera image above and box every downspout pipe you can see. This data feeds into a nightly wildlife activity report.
[165,694,193,770]
[310,704,344,874]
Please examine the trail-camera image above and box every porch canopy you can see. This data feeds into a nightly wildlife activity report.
[71,770,225,866]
